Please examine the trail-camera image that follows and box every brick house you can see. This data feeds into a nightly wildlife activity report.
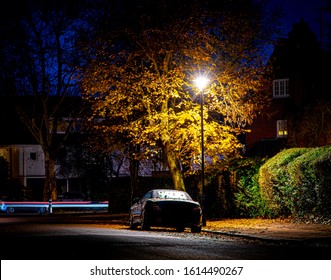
[245,19,331,157]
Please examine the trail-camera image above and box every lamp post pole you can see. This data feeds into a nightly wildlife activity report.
[194,76,208,226]
[200,89,206,226]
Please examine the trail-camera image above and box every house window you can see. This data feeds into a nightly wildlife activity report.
[277,120,288,138]
[273,78,289,98]
[30,152,37,160]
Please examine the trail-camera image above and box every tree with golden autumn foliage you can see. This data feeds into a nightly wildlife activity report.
[80,0,280,191]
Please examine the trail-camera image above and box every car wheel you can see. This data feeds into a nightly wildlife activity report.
[129,217,137,230]
[6,207,14,214]
[191,225,202,233]
[38,207,46,215]
[140,211,150,230]
[176,226,185,232]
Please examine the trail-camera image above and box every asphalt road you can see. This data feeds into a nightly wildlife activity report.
[1,214,329,260]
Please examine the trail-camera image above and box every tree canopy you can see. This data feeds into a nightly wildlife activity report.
[80,0,280,191]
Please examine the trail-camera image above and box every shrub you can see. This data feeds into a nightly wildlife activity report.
[258,146,331,220]
[287,146,331,218]
[258,148,308,216]
[232,157,270,217]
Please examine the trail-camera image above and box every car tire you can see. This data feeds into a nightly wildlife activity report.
[129,217,137,230]
[6,207,14,214]
[176,226,185,232]
[140,211,150,230]
[191,226,202,233]
[38,207,46,215]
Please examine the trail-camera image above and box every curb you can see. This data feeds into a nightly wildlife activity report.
[202,229,297,243]
[202,229,331,246]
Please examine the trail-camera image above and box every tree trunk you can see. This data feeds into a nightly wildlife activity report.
[43,151,57,201]
[129,144,140,204]
[163,143,185,191]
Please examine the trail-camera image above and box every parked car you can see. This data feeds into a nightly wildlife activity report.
[129,189,202,233]
[57,191,87,201]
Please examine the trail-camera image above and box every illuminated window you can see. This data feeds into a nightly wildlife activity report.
[273,79,289,98]
[277,120,288,138]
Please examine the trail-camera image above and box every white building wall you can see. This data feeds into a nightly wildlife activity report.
[0,145,45,187]
[1,144,170,190]
[19,145,45,177]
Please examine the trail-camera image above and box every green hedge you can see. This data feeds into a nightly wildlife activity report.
[233,157,269,217]
[258,146,331,219]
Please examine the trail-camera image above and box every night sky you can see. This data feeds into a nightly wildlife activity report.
[269,0,331,37]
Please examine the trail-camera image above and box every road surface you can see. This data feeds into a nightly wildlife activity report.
[0,214,329,260]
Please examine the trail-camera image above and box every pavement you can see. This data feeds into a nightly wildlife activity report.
[202,218,331,245]
[72,212,331,245]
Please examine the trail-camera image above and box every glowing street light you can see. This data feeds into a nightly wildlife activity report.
[194,77,209,91]
[194,76,209,226]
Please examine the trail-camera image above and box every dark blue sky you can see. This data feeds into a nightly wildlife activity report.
[269,0,331,37]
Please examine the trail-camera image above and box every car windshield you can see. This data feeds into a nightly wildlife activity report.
[154,190,192,200]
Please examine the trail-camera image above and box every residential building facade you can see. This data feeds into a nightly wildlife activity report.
[245,19,331,157]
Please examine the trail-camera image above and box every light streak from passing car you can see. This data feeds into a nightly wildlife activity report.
[0,201,109,213]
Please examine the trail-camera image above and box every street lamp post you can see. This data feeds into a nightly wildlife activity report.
[194,77,209,226]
